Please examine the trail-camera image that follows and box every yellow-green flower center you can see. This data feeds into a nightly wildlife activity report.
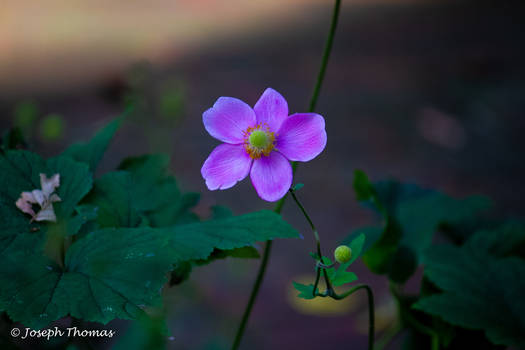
[249,130,270,149]
[243,125,275,159]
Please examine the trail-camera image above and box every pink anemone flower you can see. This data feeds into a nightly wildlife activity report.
[201,88,327,202]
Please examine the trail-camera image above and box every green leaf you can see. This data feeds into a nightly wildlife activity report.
[197,246,260,265]
[113,311,169,350]
[83,171,144,228]
[326,269,357,287]
[0,227,174,329]
[347,232,366,265]
[397,193,491,258]
[363,217,402,274]
[387,244,417,283]
[350,173,491,282]
[414,243,525,348]
[66,205,99,236]
[165,210,299,261]
[84,154,199,228]
[353,169,379,205]
[62,116,124,172]
[292,183,304,191]
[293,282,316,300]
[341,226,383,254]
[0,151,92,250]
[464,222,525,258]
[210,205,234,220]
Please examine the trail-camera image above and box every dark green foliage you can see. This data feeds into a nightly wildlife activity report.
[0,121,300,331]
[62,116,124,172]
[82,154,199,228]
[348,170,490,283]
[294,234,365,298]
[414,224,525,348]
[292,282,316,300]
[0,151,92,251]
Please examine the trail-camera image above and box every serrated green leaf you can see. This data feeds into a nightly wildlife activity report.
[351,173,491,282]
[62,116,124,172]
[293,282,316,299]
[196,246,260,267]
[414,242,525,348]
[165,210,299,261]
[84,154,198,228]
[465,222,525,258]
[327,269,358,287]
[195,206,260,267]
[397,193,491,258]
[0,151,92,250]
[0,227,174,329]
[66,205,98,236]
[210,205,233,220]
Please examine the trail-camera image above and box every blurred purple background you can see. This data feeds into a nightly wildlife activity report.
[1,0,525,349]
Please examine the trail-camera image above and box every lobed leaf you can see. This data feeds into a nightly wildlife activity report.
[414,229,525,348]
[62,116,124,172]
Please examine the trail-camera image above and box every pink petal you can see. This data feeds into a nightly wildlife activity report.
[40,173,60,197]
[253,88,289,132]
[276,113,327,162]
[31,189,46,206]
[250,152,292,202]
[16,193,36,216]
[203,97,256,144]
[201,143,253,190]
[34,204,57,222]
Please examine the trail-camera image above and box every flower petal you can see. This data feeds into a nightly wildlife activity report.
[40,173,60,197]
[253,88,289,131]
[15,192,36,216]
[276,113,327,162]
[34,204,57,222]
[201,143,253,190]
[250,152,292,202]
[203,97,256,144]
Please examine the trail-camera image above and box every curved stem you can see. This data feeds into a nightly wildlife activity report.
[289,189,334,293]
[230,1,342,349]
[325,284,375,350]
[230,240,273,350]
[309,0,341,112]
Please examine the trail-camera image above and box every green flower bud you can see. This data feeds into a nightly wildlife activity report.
[334,245,352,264]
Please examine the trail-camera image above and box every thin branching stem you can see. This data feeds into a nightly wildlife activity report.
[231,1,342,348]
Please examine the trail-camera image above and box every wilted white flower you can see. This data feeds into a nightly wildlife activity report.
[16,173,61,222]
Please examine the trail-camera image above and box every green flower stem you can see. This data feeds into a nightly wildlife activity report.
[308,0,342,112]
[315,284,375,350]
[290,189,375,350]
[231,0,342,348]
[289,189,334,294]
[230,240,273,350]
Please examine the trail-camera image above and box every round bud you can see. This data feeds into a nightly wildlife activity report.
[334,245,352,264]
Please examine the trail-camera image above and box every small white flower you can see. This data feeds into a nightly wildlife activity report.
[16,173,61,222]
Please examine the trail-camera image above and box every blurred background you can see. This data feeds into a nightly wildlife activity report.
[1,0,525,349]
